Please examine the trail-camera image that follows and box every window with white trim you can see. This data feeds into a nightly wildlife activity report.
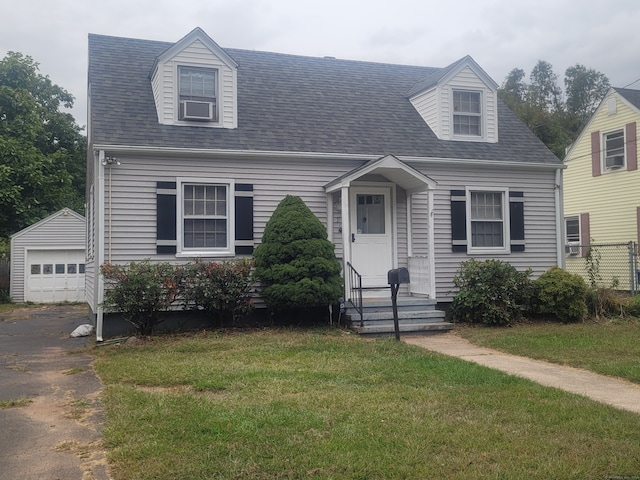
[178,66,218,122]
[564,215,580,256]
[468,189,508,252]
[453,90,482,136]
[603,129,625,171]
[179,180,233,254]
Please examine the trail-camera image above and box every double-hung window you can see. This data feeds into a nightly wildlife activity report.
[564,215,581,256]
[178,66,218,122]
[603,130,625,171]
[179,180,233,254]
[468,189,508,252]
[453,90,482,136]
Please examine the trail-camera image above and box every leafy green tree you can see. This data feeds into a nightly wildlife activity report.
[254,195,342,319]
[564,64,610,127]
[498,60,610,159]
[0,52,86,239]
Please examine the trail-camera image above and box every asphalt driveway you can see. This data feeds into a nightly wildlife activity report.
[0,304,110,480]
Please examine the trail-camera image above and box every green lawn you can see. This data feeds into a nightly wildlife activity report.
[95,328,640,479]
[458,318,640,383]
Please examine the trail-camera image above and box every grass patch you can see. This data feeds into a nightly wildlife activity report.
[95,328,640,479]
[1,397,33,409]
[458,318,640,383]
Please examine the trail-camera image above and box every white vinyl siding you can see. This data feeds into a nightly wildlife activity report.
[90,153,558,306]
[426,165,557,301]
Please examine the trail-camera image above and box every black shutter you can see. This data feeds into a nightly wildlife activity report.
[450,190,467,252]
[235,184,254,255]
[156,182,177,254]
[509,191,525,252]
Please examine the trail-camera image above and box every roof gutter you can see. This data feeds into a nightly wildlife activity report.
[92,144,565,170]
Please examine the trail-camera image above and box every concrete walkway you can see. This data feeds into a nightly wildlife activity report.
[404,333,640,415]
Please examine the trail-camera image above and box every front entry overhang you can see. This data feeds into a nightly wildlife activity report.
[324,155,437,301]
[324,154,436,194]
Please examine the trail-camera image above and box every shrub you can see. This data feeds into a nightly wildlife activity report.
[533,267,587,323]
[254,195,342,317]
[181,259,254,326]
[452,259,532,326]
[101,261,182,336]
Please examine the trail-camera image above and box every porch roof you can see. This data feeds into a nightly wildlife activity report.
[324,155,436,194]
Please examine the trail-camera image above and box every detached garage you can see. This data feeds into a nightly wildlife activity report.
[10,209,86,303]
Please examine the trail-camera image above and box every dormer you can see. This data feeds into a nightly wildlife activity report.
[150,28,238,129]
[408,56,498,143]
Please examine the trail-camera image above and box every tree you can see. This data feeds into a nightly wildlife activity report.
[527,60,562,112]
[0,52,86,239]
[253,195,343,320]
[498,60,610,158]
[564,64,610,127]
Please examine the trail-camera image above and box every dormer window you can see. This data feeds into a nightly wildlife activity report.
[178,66,218,122]
[453,90,481,136]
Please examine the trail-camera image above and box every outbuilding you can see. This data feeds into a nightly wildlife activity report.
[10,208,86,303]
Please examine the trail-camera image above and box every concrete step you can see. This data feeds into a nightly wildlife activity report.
[352,321,453,336]
[356,309,446,324]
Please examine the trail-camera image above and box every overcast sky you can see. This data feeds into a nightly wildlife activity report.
[2,0,640,128]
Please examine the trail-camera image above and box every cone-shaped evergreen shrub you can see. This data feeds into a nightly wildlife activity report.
[254,195,342,313]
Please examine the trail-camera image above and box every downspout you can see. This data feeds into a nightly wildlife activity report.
[96,150,106,342]
[555,167,565,269]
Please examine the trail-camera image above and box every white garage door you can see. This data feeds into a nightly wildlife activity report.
[26,250,85,303]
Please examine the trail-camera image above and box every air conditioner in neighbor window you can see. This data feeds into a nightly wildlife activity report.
[605,155,624,169]
[181,101,213,120]
[567,243,580,256]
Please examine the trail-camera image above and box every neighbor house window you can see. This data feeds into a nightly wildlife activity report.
[179,181,233,254]
[564,215,581,256]
[603,130,625,171]
[565,216,580,244]
[468,190,507,251]
[453,90,481,136]
[178,66,218,122]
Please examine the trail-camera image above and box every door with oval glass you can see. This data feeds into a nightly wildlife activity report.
[350,186,393,291]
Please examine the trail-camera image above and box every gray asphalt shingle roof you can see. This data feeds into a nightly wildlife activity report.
[88,33,560,165]
[615,87,640,111]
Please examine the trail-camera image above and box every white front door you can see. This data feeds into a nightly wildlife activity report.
[350,187,393,289]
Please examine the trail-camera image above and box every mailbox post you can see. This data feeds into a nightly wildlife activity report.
[387,268,410,340]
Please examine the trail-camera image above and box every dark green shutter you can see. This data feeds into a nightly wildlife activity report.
[509,191,525,252]
[450,190,467,252]
[156,182,177,254]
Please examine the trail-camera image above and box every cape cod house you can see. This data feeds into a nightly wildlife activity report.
[86,28,564,339]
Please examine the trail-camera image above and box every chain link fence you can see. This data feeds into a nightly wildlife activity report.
[564,242,638,294]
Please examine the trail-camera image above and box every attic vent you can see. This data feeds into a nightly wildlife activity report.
[605,155,624,169]
[180,101,214,121]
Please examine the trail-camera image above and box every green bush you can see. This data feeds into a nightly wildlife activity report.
[254,195,342,315]
[452,259,532,326]
[533,267,587,323]
[101,261,182,336]
[181,259,254,326]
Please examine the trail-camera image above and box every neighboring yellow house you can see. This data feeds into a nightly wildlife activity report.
[563,87,640,289]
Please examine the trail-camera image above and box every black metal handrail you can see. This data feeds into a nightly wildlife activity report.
[346,262,363,326]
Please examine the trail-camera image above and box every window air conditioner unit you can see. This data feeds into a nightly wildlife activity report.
[181,101,213,120]
[605,155,624,169]
[567,243,580,256]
